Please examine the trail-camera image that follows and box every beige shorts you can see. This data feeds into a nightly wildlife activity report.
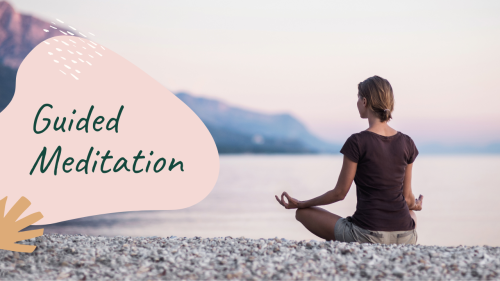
[334,216,418,245]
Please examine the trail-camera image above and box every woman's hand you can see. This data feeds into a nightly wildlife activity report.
[412,194,424,211]
[275,192,301,209]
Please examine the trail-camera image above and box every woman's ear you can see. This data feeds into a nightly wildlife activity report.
[363,97,367,107]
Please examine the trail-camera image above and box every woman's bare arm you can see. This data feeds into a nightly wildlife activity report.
[403,163,423,210]
[298,156,357,208]
[403,163,416,209]
[275,155,357,209]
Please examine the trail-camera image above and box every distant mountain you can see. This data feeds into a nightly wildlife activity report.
[0,1,59,68]
[0,62,16,111]
[0,1,62,112]
[175,92,341,153]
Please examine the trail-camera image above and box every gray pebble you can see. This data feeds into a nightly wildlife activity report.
[0,234,498,280]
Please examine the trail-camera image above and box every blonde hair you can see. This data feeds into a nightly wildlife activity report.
[358,75,394,122]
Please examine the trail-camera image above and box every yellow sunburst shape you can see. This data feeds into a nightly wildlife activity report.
[0,196,44,253]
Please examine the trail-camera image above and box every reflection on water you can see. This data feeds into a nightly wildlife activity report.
[32,154,500,246]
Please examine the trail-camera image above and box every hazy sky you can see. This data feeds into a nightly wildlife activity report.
[10,0,500,145]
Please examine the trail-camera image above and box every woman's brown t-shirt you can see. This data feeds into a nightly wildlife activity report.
[340,130,418,231]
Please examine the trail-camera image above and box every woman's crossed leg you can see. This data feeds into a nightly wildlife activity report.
[296,207,418,242]
[295,207,342,241]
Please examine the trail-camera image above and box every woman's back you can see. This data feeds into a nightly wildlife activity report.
[340,130,418,231]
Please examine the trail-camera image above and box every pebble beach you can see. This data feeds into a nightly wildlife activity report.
[0,234,499,280]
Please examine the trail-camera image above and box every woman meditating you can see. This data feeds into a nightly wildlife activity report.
[275,75,424,245]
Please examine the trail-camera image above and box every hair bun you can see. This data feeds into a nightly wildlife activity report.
[358,76,394,122]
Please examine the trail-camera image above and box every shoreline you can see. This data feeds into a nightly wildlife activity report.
[1,234,499,280]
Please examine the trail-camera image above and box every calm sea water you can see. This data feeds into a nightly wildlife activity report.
[41,155,500,246]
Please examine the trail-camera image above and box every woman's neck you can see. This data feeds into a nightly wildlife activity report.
[366,112,398,136]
